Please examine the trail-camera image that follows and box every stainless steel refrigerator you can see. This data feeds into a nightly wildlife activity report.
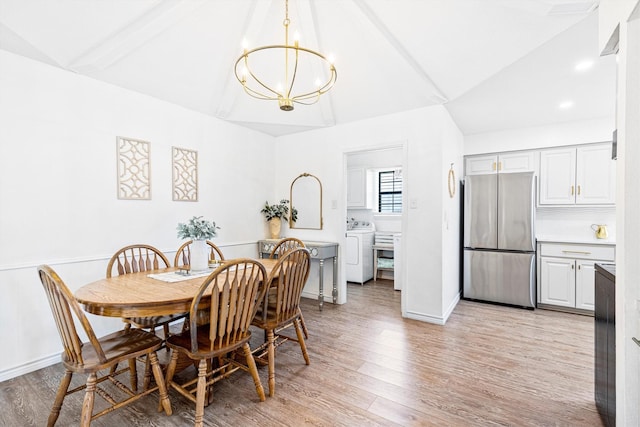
[463,171,536,308]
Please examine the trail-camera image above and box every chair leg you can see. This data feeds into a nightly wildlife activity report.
[298,308,309,339]
[163,324,170,351]
[142,356,152,391]
[294,319,310,365]
[206,358,214,406]
[148,352,172,416]
[79,373,97,427]
[129,358,138,392]
[194,359,208,427]
[159,350,179,413]
[243,343,266,402]
[47,370,72,427]
[266,329,276,397]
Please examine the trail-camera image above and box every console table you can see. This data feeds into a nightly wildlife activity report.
[257,239,338,311]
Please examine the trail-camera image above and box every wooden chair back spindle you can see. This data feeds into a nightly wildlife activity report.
[269,237,305,259]
[106,244,170,278]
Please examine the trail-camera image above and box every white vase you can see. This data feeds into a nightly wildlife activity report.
[190,239,209,271]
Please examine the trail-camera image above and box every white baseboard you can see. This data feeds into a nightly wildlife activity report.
[403,310,447,325]
[443,292,461,323]
[404,292,461,326]
[0,352,60,383]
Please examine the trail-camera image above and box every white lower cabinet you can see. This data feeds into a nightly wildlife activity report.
[538,242,615,312]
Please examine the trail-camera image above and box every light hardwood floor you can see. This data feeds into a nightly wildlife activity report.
[0,280,603,426]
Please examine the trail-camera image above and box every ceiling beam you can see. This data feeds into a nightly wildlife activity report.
[352,0,448,104]
[214,0,272,119]
[67,1,207,74]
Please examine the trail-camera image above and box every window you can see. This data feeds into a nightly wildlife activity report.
[378,169,402,213]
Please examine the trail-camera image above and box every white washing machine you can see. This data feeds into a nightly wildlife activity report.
[346,229,374,284]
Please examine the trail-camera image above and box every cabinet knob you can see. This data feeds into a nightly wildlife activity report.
[571,185,575,196]
[577,185,581,195]
[571,264,575,270]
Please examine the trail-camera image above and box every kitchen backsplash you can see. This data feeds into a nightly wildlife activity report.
[536,206,616,242]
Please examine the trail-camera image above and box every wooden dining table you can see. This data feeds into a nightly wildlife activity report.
[75,258,279,318]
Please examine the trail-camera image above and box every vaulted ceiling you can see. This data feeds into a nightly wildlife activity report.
[0,0,616,137]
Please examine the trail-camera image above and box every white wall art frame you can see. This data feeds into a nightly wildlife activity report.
[172,146,198,202]
[116,136,151,200]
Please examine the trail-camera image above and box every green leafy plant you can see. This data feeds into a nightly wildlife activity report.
[290,206,298,223]
[177,216,220,240]
[261,199,290,221]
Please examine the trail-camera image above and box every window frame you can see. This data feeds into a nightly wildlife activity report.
[376,168,403,214]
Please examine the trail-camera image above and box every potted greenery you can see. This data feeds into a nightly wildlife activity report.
[261,199,290,239]
[177,216,220,271]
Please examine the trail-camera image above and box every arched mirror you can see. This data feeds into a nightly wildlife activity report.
[290,173,323,229]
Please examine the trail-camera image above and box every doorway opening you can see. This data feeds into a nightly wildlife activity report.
[344,145,405,311]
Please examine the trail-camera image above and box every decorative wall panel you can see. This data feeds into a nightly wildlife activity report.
[116,137,151,200]
[172,147,198,201]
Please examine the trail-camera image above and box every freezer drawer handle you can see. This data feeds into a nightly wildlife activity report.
[562,250,592,255]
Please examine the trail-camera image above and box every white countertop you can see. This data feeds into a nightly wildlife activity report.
[536,236,616,245]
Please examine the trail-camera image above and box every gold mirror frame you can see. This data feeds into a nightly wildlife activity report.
[290,173,323,229]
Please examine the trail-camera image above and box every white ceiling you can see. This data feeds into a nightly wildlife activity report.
[0,0,616,137]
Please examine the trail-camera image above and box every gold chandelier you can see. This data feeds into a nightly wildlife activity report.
[234,0,337,111]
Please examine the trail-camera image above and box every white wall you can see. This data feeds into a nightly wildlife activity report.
[464,117,614,155]
[273,106,464,324]
[441,113,464,316]
[0,50,276,381]
[600,1,640,424]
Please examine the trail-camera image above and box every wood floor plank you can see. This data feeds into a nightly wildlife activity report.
[0,279,603,426]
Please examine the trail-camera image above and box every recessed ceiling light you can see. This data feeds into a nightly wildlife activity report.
[575,60,594,72]
[558,101,574,109]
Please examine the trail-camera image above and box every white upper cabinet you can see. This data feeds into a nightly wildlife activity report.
[539,147,576,205]
[347,168,367,208]
[539,143,615,205]
[465,154,498,175]
[575,144,616,205]
[465,151,536,175]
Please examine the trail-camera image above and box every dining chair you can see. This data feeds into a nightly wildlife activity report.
[37,265,172,427]
[252,247,311,397]
[268,237,309,339]
[268,237,305,259]
[174,239,225,267]
[163,259,269,427]
[107,244,187,390]
[174,240,226,327]
[107,244,187,341]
